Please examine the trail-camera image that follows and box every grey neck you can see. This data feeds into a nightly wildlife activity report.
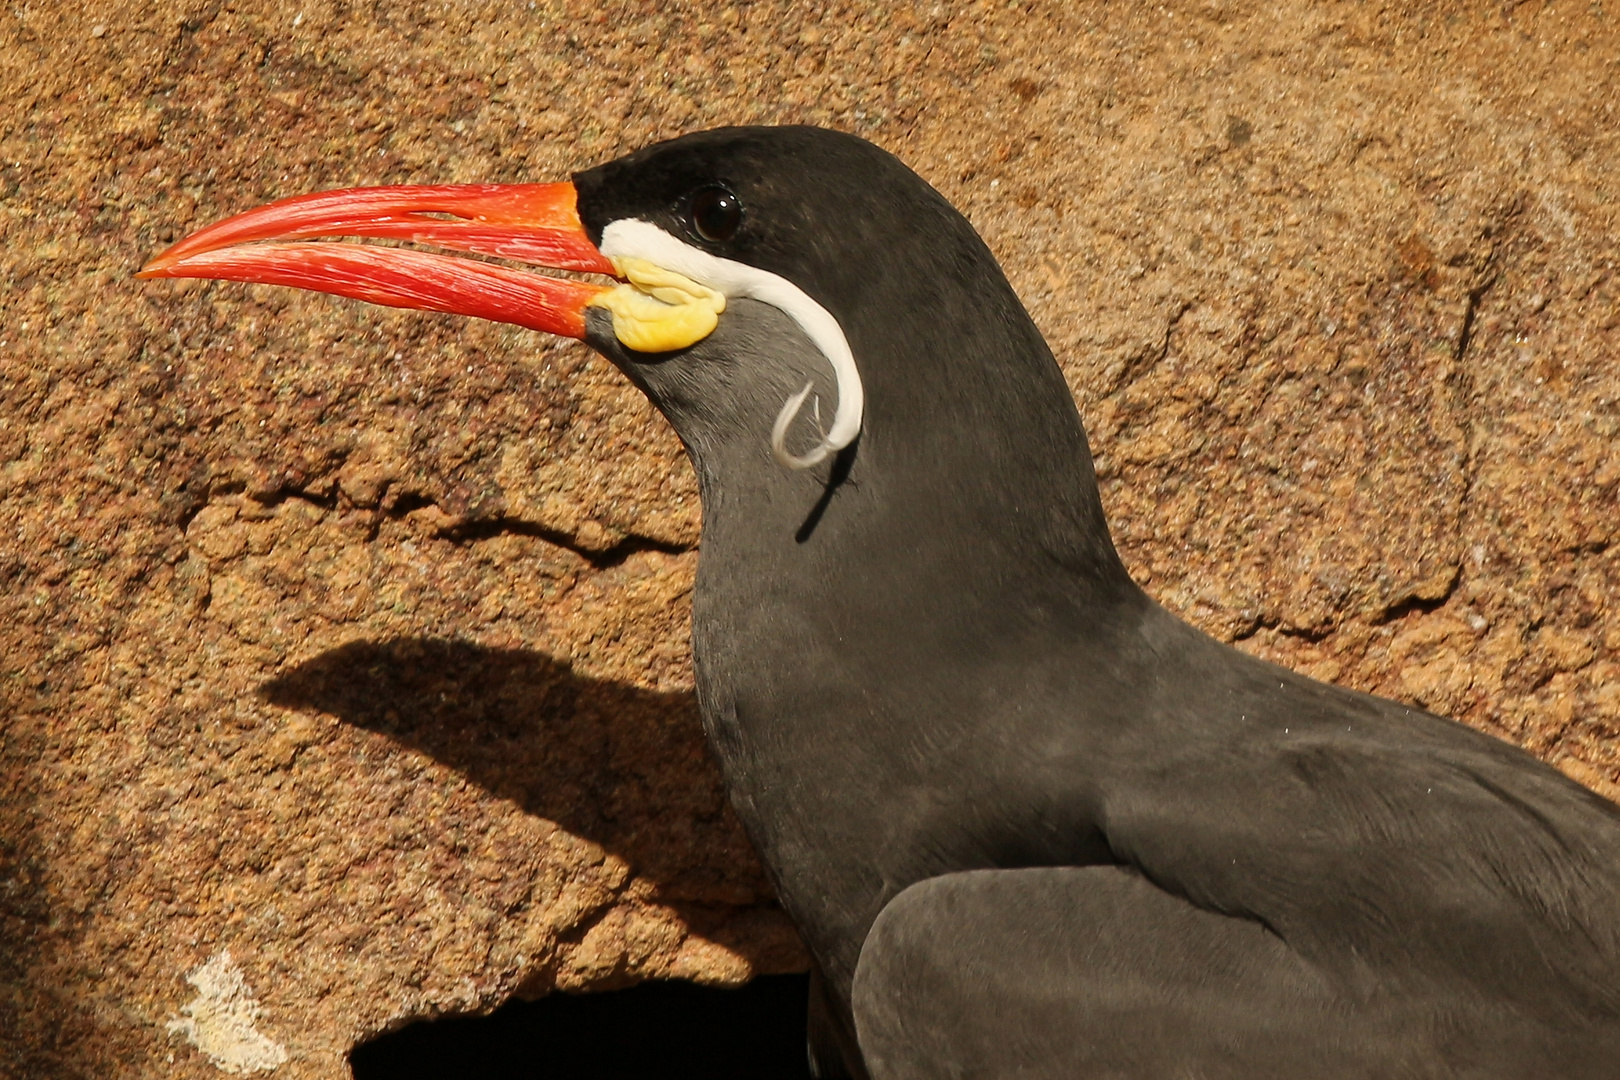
[590,296,1148,996]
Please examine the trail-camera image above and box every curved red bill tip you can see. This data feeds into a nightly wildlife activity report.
[140,241,611,339]
[138,181,619,339]
[142,182,617,276]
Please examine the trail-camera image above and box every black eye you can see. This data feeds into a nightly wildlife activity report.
[688,186,743,243]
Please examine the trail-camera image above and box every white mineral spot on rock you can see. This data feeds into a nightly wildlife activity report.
[166,950,289,1075]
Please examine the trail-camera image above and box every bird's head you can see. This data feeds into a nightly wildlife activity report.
[142,126,1119,578]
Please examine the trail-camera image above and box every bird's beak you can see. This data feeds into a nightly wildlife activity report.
[138,182,619,339]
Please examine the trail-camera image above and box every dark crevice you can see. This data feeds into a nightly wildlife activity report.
[1373,588,1457,627]
[171,478,245,532]
[1560,539,1613,559]
[348,974,814,1080]
[240,484,340,513]
[368,483,694,568]
[1106,300,1193,399]
[185,484,694,571]
[1448,277,1491,478]
[385,491,436,518]
[1443,267,1499,616]
[1452,280,1488,367]
[170,496,209,535]
[430,517,692,570]
[1230,619,1337,645]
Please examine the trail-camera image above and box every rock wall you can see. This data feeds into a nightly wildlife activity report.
[3,1,1616,1076]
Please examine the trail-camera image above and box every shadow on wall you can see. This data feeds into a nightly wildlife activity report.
[0,715,82,1078]
[259,637,774,908]
[348,973,814,1080]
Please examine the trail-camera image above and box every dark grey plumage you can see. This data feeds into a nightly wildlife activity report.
[577,127,1620,1079]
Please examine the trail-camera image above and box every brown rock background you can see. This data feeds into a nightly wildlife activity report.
[3,1,1617,1076]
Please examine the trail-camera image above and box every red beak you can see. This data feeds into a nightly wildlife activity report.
[138,182,618,339]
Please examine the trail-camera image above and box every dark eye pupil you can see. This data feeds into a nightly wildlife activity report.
[690,187,742,242]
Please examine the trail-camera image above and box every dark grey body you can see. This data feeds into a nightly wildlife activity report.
[575,128,1620,1078]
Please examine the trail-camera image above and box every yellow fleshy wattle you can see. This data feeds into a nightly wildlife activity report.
[588,256,727,353]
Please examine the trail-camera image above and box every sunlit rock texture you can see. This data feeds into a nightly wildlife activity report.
[2,2,1616,1075]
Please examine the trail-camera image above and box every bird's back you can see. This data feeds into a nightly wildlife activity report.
[1094,616,1620,1031]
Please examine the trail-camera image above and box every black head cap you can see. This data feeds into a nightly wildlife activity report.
[574,126,945,319]
[574,126,1127,588]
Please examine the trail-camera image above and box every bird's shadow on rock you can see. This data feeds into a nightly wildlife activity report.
[258,638,771,906]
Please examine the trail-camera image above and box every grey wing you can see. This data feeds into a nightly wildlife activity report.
[849,866,1618,1080]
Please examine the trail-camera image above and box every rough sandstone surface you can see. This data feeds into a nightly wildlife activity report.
[3,1,1617,1076]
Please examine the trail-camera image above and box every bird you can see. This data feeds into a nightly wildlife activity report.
[142,125,1620,1079]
